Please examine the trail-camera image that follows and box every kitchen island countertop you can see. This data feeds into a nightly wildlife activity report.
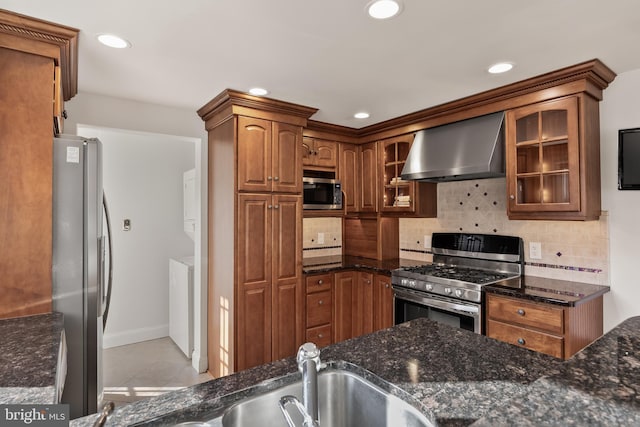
[0,312,65,404]
[73,315,640,427]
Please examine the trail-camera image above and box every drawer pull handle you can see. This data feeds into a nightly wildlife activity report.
[318,300,324,305]
[318,333,324,338]
[517,338,526,345]
[318,280,323,285]
[517,309,525,316]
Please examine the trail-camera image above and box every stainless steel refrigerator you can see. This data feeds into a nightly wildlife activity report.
[52,135,113,419]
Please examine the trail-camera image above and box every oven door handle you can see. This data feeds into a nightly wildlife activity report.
[394,289,480,315]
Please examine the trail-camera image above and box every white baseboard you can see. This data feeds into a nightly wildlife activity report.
[191,349,208,373]
[103,324,169,349]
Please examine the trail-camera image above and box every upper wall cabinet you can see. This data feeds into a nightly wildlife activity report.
[506,95,601,220]
[379,135,437,217]
[238,116,302,193]
[302,137,338,170]
[338,142,378,214]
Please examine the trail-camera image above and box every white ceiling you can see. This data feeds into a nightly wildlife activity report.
[3,0,640,128]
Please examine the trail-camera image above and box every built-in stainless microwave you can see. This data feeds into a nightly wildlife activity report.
[303,177,343,210]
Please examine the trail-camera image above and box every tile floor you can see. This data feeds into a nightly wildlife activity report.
[102,337,212,406]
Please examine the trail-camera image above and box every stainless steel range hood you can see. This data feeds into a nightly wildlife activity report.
[401,111,505,182]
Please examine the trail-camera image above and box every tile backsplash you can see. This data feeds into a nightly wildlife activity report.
[303,217,342,257]
[400,177,610,285]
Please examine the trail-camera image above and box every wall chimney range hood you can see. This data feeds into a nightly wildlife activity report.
[401,111,505,182]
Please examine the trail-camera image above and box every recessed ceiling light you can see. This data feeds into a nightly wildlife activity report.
[97,34,131,49]
[354,112,370,119]
[249,87,269,96]
[366,0,402,19]
[488,62,514,74]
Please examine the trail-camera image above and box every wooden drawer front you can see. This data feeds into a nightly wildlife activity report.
[305,273,332,294]
[306,324,332,348]
[487,295,564,335]
[306,291,332,327]
[487,320,564,359]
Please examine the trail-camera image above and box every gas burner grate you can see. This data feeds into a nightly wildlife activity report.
[401,264,514,285]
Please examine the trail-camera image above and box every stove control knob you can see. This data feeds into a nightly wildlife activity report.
[455,289,463,298]
[410,280,416,288]
[425,284,433,291]
[444,287,452,295]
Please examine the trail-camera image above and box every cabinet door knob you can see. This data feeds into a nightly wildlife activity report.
[517,309,525,316]
[385,283,390,288]
[274,176,279,181]
[267,176,273,181]
[268,205,273,209]
[318,279,324,285]
[318,300,324,305]
[510,195,515,200]
[274,205,279,209]
[517,338,526,345]
[318,333,323,338]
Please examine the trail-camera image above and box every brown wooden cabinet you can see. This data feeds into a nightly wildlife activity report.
[332,270,392,343]
[302,137,338,170]
[506,95,602,220]
[333,270,357,342]
[304,273,333,348]
[379,136,437,216]
[199,90,316,376]
[338,142,378,213]
[354,272,375,336]
[236,193,303,369]
[374,274,394,330]
[0,11,78,319]
[360,142,378,213]
[339,143,359,213]
[486,293,604,360]
[238,116,302,194]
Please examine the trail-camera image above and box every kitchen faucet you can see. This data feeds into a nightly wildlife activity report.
[279,342,322,427]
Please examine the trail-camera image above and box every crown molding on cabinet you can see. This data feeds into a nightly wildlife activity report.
[0,9,79,100]
[308,59,617,143]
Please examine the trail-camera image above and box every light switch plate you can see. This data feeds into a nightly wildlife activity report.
[123,219,131,232]
[424,235,431,249]
[529,242,542,259]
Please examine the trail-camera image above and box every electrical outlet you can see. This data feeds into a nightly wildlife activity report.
[317,232,325,244]
[424,235,431,249]
[529,242,542,260]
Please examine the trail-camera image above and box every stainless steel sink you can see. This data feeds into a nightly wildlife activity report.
[166,361,434,427]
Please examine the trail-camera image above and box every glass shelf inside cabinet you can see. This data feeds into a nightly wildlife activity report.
[515,109,571,205]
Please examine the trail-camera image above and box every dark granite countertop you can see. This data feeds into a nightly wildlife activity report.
[474,316,640,426]
[71,316,640,426]
[0,312,65,404]
[485,275,610,307]
[305,255,610,307]
[72,318,562,427]
[302,255,423,275]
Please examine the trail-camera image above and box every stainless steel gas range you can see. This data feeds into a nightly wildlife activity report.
[391,232,524,334]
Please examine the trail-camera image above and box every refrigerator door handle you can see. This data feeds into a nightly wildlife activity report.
[102,193,113,329]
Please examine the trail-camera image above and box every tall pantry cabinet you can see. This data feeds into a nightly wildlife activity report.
[0,11,78,319]
[198,90,317,376]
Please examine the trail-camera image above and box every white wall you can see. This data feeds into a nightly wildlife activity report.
[600,68,640,332]
[65,92,209,372]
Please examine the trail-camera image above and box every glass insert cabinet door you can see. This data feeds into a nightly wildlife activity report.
[506,96,581,212]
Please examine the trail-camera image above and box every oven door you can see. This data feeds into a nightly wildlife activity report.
[393,288,482,334]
